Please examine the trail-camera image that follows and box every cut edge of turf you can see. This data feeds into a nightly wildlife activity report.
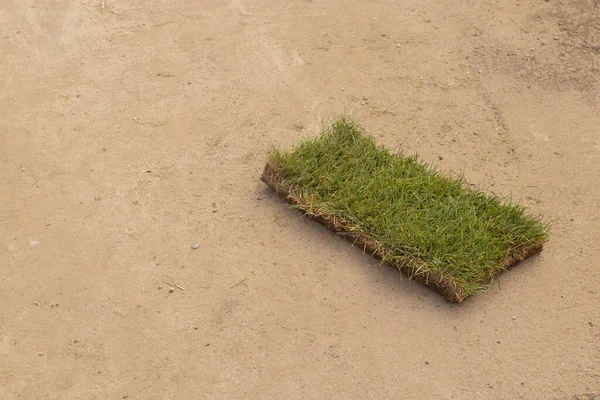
[261,161,545,303]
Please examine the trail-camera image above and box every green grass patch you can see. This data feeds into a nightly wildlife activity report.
[261,118,549,302]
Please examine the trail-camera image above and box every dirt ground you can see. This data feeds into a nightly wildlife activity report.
[1,0,599,399]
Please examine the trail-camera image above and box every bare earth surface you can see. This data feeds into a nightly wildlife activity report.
[1,1,599,399]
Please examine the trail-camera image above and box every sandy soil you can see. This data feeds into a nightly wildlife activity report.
[1,1,599,399]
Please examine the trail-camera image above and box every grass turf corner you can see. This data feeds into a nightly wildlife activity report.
[261,118,549,302]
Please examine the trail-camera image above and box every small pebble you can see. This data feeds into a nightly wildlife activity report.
[169,287,175,293]
[512,316,517,320]
[553,36,559,40]
[541,39,547,45]
[33,302,39,306]
[395,43,401,48]
[38,352,43,356]
[191,242,201,249]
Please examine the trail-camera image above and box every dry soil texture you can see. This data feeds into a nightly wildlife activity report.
[1,1,599,399]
